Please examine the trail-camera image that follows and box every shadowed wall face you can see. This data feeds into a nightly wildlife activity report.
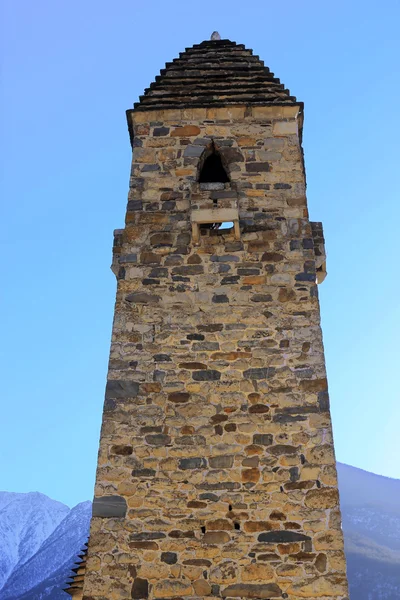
[83,39,348,600]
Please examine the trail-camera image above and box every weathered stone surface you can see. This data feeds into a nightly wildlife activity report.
[202,531,230,544]
[140,251,161,264]
[153,126,169,136]
[110,444,133,455]
[125,292,160,304]
[244,521,273,532]
[168,529,195,538]
[161,551,177,564]
[209,455,234,468]
[145,434,171,446]
[250,294,272,302]
[131,468,156,478]
[243,367,275,380]
[170,125,201,136]
[179,361,207,369]
[242,468,260,483]
[92,495,127,518]
[197,323,223,332]
[221,583,282,598]
[187,500,207,508]
[288,574,349,597]
[199,492,219,502]
[153,353,171,362]
[300,378,328,392]
[184,144,204,157]
[178,457,207,469]
[192,370,221,381]
[197,482,240,491]
[193,579,212,595]
[212,294,229,303]
[131,577,149,599]
[315,553,327,572]
[253,434,273,446]
[127,200,143,211]
[154,579,193,597]
[176,434,206,446]
[245,162,270,172]
[130,532,165,540]
[242,563,273,582]
[268,444,299,455]
[129,541,158,550]
[172,264,204,275]
[168,392,190,403]
[258,530,311,543]
[248,404,269,414]
[184,558,212,566]
[305,487,339,509]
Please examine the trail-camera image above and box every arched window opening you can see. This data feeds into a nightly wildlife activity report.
[192,143,239,244]
[199,148,229,184]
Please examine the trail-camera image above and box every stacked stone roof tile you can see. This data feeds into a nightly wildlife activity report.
[133,39,302,111]
[64,543,87,598]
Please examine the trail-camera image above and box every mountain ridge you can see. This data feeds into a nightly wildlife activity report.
[0,492,69,594]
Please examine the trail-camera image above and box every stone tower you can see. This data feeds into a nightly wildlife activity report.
[82,37,349,600]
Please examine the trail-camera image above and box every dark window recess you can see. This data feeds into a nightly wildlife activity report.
[200,222,222,231]
[201,526,206,534]
[199,151,229,183]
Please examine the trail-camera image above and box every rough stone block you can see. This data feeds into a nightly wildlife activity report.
[105,380,139,399]
[131,577,149,599]
[192,370,221,381]
[258,531,311,543]
[92,495,127,518]
[243,368,275,380]
[273,120,298,136]
[221,583,282,598]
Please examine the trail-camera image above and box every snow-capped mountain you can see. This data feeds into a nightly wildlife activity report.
[0,463,399,599]
[0,494,91,600]
[1,501,91,600]
[0,493,69,593]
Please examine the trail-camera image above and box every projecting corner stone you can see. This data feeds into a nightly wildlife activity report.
[105,380,139,399]
[305,488,339,509]
[92,495,127,518]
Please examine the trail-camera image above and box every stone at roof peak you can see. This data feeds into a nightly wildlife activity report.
[132,39,301,112]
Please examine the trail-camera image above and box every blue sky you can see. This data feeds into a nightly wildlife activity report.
[1,0,399,508]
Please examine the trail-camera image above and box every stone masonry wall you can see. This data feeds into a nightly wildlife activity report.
[83,105,349,600]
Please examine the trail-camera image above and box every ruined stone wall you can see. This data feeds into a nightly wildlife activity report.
[83,105,349,600]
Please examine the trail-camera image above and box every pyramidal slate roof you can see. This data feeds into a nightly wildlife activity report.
[132,38,302,111]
